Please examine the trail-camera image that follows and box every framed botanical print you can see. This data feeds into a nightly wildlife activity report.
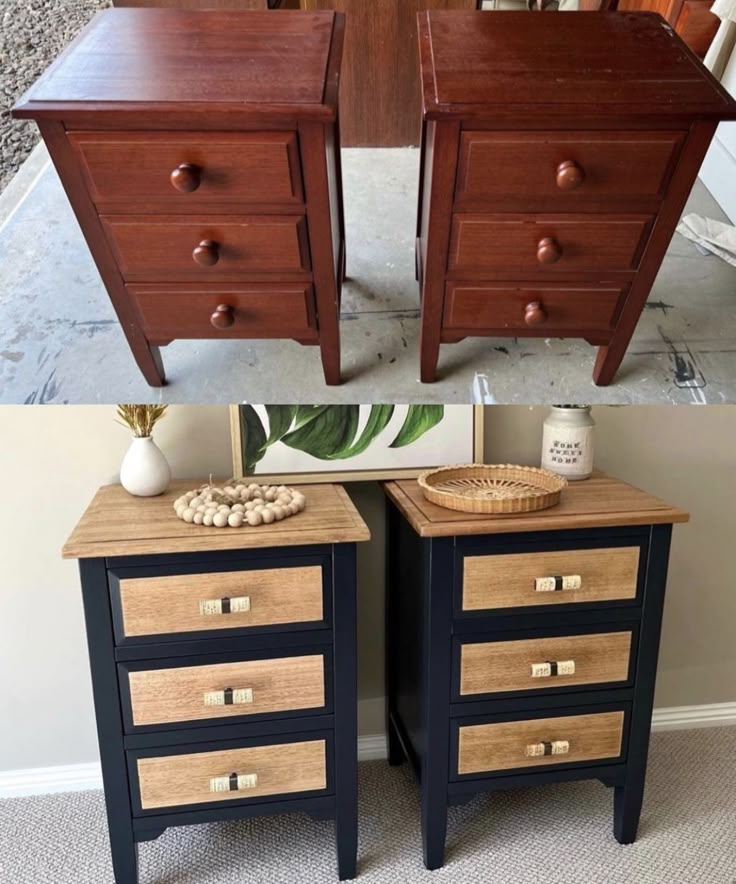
[230,404,485,483]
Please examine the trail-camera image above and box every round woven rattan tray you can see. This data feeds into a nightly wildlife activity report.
[418,464,567,515]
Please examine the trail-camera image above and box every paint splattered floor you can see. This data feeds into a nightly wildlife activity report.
[1,145,735,404]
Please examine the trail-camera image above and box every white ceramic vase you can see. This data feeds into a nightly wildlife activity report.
[120,435,171,497]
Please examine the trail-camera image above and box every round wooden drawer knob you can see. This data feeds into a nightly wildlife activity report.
[210,305,235,329]
[193,240,219,267]
[536,237,562,265]
[170,163,201,193]
[556,160,585,191]
[524,301,547,326]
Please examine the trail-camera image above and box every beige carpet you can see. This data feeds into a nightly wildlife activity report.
[1,728,735,884]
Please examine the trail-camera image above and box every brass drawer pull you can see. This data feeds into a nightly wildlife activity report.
[530,659,576,678]
[526,740,570,758]
[199,595,251,616]
[204,687,254,707]
[209,772,258,793]
[534,575,582,592]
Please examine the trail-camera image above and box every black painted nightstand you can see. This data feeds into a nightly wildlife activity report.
[384,473,688,869]
[63,482,369,883]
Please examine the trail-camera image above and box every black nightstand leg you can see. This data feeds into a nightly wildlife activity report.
[614,524,673,844]
[385,499,406,768]
[79,559,139,884]
[333,543,358,880]
[421,537,455,871]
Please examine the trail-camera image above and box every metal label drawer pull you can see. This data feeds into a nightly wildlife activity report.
[525,740,570,758]
[203,687,254,707]
[198,595,251,616]
[209,772,258,793]
[534,575,582,593]
[530,659,576,678]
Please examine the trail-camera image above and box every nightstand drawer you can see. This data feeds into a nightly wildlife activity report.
[112,565,325,640]
[461,546,640,612]
[455,131,683,207]
[456,710,625,776]
[69,131,303,207]
[101,215,311,280]
[129,283,318,341]
[443,282,623,335]
[448,214,652,274]
[132,737,328,813]
[122,652,327,728]
[458,631,633,697]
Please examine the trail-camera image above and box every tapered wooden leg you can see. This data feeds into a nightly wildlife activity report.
[418,121,460,385]
[130,337,166,387]
[593,343,626,386]
[299,120,343,386]
[110,831,140,884]
[422,788,448,871]
[333,544,358,880]
[614,777,645,844]
[387,715,405,766]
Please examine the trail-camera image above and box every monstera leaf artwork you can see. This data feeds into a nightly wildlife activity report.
[239,404,442,473]
[231,405,481,482]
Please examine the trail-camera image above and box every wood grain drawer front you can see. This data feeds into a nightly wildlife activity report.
[126,654,326,727]
[136,739,327,811]
[101,215,310,279]
[443,283,623,334]
[448,214,652,274]
[457,711,625,775]
[462,547,640,612]
[69,131,303,206]
[459,632,632,697]
[117,566,323,638]
[129,284,317,341]
[455,131,683,206]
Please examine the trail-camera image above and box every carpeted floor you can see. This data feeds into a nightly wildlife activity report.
[1,728,735,884]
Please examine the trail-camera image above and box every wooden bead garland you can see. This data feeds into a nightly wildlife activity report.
[173,482,306,528]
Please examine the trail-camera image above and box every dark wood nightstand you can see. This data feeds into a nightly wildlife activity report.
[63,482,369,883]
[384,473,688,869]
[13,10,346,386]
[415,11,736,385]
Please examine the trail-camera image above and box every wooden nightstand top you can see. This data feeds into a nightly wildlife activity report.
[13,9,344,122]
[63,481,369,559]
[418,11,736,121]
[384,472,689,537]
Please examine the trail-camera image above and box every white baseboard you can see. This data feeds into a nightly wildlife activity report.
[1,703,734,799]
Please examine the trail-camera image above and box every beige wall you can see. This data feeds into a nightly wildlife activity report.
[0,405,734,773]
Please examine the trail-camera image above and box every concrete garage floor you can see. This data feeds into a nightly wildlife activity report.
[1,145,735,404]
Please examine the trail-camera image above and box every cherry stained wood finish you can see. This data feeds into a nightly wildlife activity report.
[12,11,338,118]
[113,0,269,7]
[117,566,324,638]
[456,711,626,775]
[462,545,641,611]
[443,283,624,336]
[615,0,719,58]
[459,632,633,696]
[454,131,685,211]
[418,12,736,121]
[69,131,304,207]
[13,10,345,386]
[136,738,327,810]
[100,215,311,280]
[129,284,318,341]
[448,214,653,275]
[35,121,166,386]
[416,11,736,385]
[301,0,478,147]
[126,654,326,726]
